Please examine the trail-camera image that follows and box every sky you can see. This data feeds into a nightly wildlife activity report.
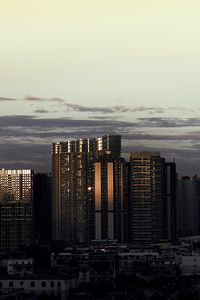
[0,0,200,175]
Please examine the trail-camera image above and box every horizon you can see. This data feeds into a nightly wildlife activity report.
[1,1,200,175]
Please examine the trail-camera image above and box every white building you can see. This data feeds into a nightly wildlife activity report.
[180,253,200,275]
[0,278,78,300]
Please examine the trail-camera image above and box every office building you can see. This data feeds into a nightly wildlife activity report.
[33,173,52,245]
[177,175,200,237]
[0,169,33,250]
[129,152,176,244]
[163,162,177,241]
[96,134,121,159]
[52,135,122,243]
[93,157,126,242]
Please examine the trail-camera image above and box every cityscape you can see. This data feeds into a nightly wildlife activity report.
[0,134,200,299]
[1,0,200,299]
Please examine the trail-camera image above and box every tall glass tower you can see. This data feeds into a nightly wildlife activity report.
[52,135,124,243]
[129,152,176,245]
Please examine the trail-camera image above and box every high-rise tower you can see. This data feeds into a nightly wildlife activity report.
[177,175,200,237]
[0,169,33,250]
[33,173,52,245]
[94,156,126,242]
[52,135,123,243]
[52,139,95,242]
[129,152,176,244]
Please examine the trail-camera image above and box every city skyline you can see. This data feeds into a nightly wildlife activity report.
[1,1,200,175]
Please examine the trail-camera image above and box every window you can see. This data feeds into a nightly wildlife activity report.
[9,281,13,287]
[57,281,61,288]
[30,281,35,287]
[41,281,46,287]
[50,281,54,288]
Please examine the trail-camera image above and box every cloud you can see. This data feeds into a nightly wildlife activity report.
[0,114,200,175]
[113,105,165,114]
[0,143,50,172]
[138,117,200,128]
[1,115,200,142]
[65,103,192,114]
[0,97,17,101]
[34,109,50,114]
[65,103,114,113]
[0,115,136,128]
[0,115,137,145]
[65,103,177,114]
[0,95,194,115]
[24,95,65,103]
[122,132,200,141]
[89,115,121,120]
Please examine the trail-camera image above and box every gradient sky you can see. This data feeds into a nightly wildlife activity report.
[0,0,200,175]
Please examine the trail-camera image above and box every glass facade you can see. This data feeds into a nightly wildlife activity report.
[52,135,123,243]
[0,169,33,250]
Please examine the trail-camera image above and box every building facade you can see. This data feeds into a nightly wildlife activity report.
[129,152,176,244]
[177,175,200,237]
[93,157,126,242]
[0,169,33,250]
[52,139,95,243]
[52,135,123,243]
[33,173,52,245]
[163,162,177,241]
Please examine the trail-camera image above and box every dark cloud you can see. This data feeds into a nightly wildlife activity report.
[0,115,136,144]
[65,104,171,114]
[0,97,17,101]
[0,115,136,129]
[89,115,121,120]
[129,106,165,113]
[0,143,50,172]
[1,115,200,142]
[0,114,200,175]
[25,95,65,103]
[122,132,200,141]
[65,103,192,114]
[138,117,200,128]
[34,109,50,114]
[65,103,114,113]
[0,95,193,115]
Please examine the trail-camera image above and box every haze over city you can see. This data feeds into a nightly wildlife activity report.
[1,0,200,175]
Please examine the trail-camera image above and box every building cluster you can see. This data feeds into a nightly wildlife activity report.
[1,134,200,298]
[0,170,52,250]
[1,240,200,299]
[52,135,178,245]
[0,135,200,250]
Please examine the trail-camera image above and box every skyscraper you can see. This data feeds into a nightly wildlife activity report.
[93,156,126,242]
[0,169,33,250]
[177,175,200,237]
[52,135,122,243]
[163,162,177,241]
[97,135,121,159]
[52,139,94,242]
[33,173,52,245]
[129,152,176,244]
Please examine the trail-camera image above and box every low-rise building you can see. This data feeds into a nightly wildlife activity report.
[7,258,33,276]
